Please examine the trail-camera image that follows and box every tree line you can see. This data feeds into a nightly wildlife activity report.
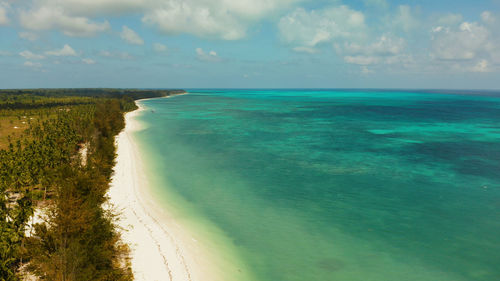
[0,89,184,280]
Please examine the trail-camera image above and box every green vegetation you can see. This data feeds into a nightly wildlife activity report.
[0,89,184,280]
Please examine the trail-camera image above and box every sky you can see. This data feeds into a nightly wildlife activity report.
[0,0,499,89]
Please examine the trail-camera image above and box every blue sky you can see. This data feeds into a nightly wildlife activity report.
[0,0,499,89]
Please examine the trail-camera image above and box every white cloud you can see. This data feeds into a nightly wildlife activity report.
[143,0,302,40]
[431,22,490,60]
[392,5,419,32]
[361,66,374,74]
[437,13,463,26]
[19,6,110,37]
[19,32,39,41]
[344,55,380,65]
[120,26,144,45]
[429,14,500,73]
[82,58,96,64]
[0,2,9,25]
[19,50,45,60]
[17,0,300,40]
[335,35,407,65]
[278,6,366,49]
[38,0,144,16]
[153,43,167,52]
[491,48,500,64]
[196,47,220,62]
[142,1,246,40]
[340,35,405,56]
[24,61,43,68]
[100,50,112,57]
[471,59,490,72]
[8,0,500,77]
[99,50,133,59]
[45,44,78,56]
[292,46,319,54]
[481,11,496,25]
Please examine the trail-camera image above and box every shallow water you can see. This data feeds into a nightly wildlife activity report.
[134,90,500,281]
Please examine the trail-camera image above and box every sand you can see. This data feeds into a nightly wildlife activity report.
[107,102,222,281]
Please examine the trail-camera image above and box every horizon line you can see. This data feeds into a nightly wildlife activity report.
[1,87,500,92]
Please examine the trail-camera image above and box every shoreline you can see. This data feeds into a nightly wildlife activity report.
[107,96,223,281]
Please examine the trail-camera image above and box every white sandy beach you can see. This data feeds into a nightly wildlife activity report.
[107,102,223,281]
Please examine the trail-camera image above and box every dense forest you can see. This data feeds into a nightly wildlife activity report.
[0,89,185,280]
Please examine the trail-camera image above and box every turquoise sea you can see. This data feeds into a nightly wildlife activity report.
[134,90,500,281]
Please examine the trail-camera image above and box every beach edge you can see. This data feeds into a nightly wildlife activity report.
[107,95,221,281]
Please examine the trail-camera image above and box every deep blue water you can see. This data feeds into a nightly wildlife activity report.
[135,90,500,281]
